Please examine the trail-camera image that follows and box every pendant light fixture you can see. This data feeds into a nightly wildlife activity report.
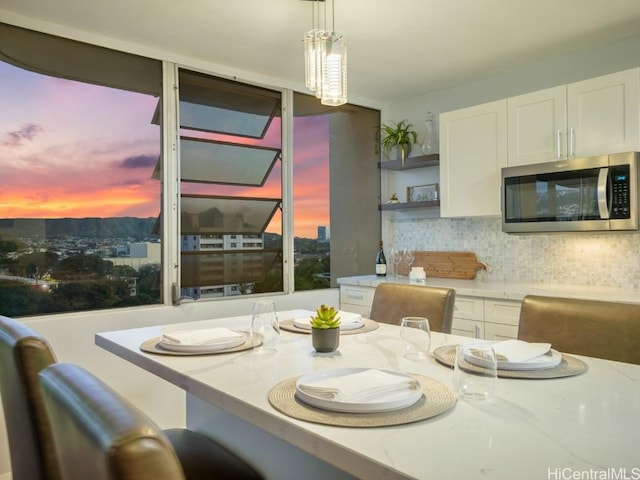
[303,0,347,106]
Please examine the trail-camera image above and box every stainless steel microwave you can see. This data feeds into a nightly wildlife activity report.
[501,152,639,233]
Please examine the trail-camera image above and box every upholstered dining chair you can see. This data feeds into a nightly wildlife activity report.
[518,295,640,365]
[0,314,61,480]
[39,362,188,480]
[369,283,456,333]
[0,315,263,480]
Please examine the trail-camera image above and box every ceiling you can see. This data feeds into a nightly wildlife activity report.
[2,0,640,103]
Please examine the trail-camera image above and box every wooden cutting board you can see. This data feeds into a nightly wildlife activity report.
[395,251,485,280]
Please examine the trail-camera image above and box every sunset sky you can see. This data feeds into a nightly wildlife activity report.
[0,60,329,239]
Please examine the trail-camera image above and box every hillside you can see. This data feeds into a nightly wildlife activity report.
[0,217,158,240]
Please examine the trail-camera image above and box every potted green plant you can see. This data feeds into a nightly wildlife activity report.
[310,304,341,352]
[381,119,418,164]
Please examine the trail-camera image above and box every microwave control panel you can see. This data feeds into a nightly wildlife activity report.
[610,165,630,219]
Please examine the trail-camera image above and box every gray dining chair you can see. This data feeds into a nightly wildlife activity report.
[0,314,62,480]
[518,295,640,365]
[39,362,187,480]
[369,283,456,333]
[0,315,263,480]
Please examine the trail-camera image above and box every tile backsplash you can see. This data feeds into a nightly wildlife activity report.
[390,217,640,289]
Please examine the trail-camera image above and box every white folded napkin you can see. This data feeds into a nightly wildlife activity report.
[492,339,552,363]
[293,311,363,330]
[161,327,244,346]
[297,369,419,402]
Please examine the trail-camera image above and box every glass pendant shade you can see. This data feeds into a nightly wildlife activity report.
[314,30,328,98]
[302,0,347,106]
[320,32,347,106]
[304,29,319,91]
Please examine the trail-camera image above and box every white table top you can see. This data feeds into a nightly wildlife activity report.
[96,309,640,480]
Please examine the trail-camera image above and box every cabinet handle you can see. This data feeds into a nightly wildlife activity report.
[346,290,364,300]
[474,324,481,339]
[556,130,562,158]
[569,128,575,157]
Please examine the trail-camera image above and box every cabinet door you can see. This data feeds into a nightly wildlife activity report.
[484,299,521,327]
[568,68,640,157]
[440,100,507,217]
[507,86,567,166]
[451,318,484,339]
[484,322,518,341]
[339,285,374,318]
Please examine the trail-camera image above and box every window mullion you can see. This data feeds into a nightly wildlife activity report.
[161,61,181,304]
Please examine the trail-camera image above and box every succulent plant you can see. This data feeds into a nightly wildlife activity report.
[310,304,341,329]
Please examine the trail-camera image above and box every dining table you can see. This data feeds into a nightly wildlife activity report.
[95,309,640,480]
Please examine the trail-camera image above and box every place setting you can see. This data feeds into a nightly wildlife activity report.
[139,326,261,356]
[433,339,589,380]
[139,300,281,356]
[268,314,456,427]
[268,367,456,427]
[279,309,379,335]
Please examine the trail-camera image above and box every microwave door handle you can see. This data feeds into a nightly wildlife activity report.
[597,167,610,219]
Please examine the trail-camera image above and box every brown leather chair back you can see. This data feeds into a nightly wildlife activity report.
[518,295,640,365]
[39,362,187,480]
[369,283,456,333]
[0,315,61,480]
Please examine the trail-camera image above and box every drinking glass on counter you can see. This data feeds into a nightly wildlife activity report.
[400,317,431,360]
[453,343,497,400]
[251,300,280,355]
[404,249,415,271]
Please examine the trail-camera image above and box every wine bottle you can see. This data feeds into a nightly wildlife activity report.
[375,241,387,277]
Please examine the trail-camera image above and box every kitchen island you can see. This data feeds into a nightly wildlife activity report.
[96,310,640,480]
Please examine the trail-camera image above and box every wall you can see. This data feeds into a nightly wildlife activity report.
[392,217,640,289]
[385,34,640,290]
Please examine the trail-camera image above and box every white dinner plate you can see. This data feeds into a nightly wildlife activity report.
[295,368,422,413]
[159,331,246,353]
[464,346,562,371]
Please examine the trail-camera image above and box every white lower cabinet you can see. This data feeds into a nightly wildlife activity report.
[339,285,522,340]
[339,285,374,318]
[451,296,484,338]
[452,296,521,340]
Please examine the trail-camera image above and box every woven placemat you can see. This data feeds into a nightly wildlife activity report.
[433,345,588,379]
[140,331,261,356]
[279,318,379,335]
[268,373,456,427]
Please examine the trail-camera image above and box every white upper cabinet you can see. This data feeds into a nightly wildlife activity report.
[508,68,640,166]
[507,86,567,166]
[440,100,507,217]
[568,68,639,157]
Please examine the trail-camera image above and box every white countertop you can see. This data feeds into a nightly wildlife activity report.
[96,311,640,480]
[338,275,640,303]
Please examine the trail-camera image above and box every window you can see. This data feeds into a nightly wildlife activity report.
[0,23,162,316]
[177,69,284,299]
[0,23,381,316]
[292,93,381,289]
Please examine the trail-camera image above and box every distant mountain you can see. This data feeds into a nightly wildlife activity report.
[0,217,158,240]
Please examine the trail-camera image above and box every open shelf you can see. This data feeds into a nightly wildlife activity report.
[379,200,440,211]
[378,154,439,170]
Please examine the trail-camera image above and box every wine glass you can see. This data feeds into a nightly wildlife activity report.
[392,249,403,276]
[404,249,415,272]
[250,300,280,355]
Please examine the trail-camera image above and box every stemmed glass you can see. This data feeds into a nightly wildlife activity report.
[250,300,280,355]
[404,249,415,272]
[391,248,403,277]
